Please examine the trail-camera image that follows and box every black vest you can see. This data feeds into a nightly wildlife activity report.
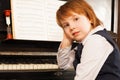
[73,29,120,80]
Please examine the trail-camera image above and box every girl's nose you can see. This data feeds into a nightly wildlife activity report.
[69,23,76,30]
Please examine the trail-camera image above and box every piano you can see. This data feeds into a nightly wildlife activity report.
[0,0,75,79]
[0,40,75,80]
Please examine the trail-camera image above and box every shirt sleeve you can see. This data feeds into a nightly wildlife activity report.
[57,45,75,70]
[74,34,113,80]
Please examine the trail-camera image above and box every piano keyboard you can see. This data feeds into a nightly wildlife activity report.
[0,64,58,70]
[0,55,59,71]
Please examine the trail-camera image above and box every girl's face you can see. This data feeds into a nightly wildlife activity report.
[61,12,92,42]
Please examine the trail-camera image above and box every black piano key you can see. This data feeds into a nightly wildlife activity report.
[0,55,57,64]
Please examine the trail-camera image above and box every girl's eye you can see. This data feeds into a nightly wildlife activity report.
[74,17,79,21]
[63,23,69,28]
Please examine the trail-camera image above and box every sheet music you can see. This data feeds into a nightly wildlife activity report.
[11,0,65,41]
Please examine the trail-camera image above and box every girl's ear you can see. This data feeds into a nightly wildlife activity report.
[89,19,93,26]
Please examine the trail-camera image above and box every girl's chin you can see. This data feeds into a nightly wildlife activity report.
[74,37,82,42]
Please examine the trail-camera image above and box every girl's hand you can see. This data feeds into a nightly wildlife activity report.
[60,32,73,49]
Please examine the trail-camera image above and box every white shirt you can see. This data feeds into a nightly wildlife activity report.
[57,26,113,80]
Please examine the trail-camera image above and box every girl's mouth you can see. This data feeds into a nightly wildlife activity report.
[72,31,80,36]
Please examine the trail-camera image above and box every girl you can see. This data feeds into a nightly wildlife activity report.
[56,0,120,80]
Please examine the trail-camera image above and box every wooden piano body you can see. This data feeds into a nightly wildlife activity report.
[0,40,75,80]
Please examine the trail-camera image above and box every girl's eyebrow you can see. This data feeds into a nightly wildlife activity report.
[71,14,76,17]
[71,14,79,18]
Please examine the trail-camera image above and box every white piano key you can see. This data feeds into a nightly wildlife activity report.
[24,64,30,70]
[12,64,17,70]
[33,64,38,69]
[0,64,58,70]
[20,64,25,70]
[48,64,52,69]
[0,64,4,70]
[16,64,21,70]
[44,64,48,69]
[28,64,34,69]
[3,64,8,70]
[8,64,13,70]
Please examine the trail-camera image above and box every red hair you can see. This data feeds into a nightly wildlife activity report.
[56,0,102,28]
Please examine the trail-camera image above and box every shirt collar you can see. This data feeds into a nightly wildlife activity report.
[81,26,105,45]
